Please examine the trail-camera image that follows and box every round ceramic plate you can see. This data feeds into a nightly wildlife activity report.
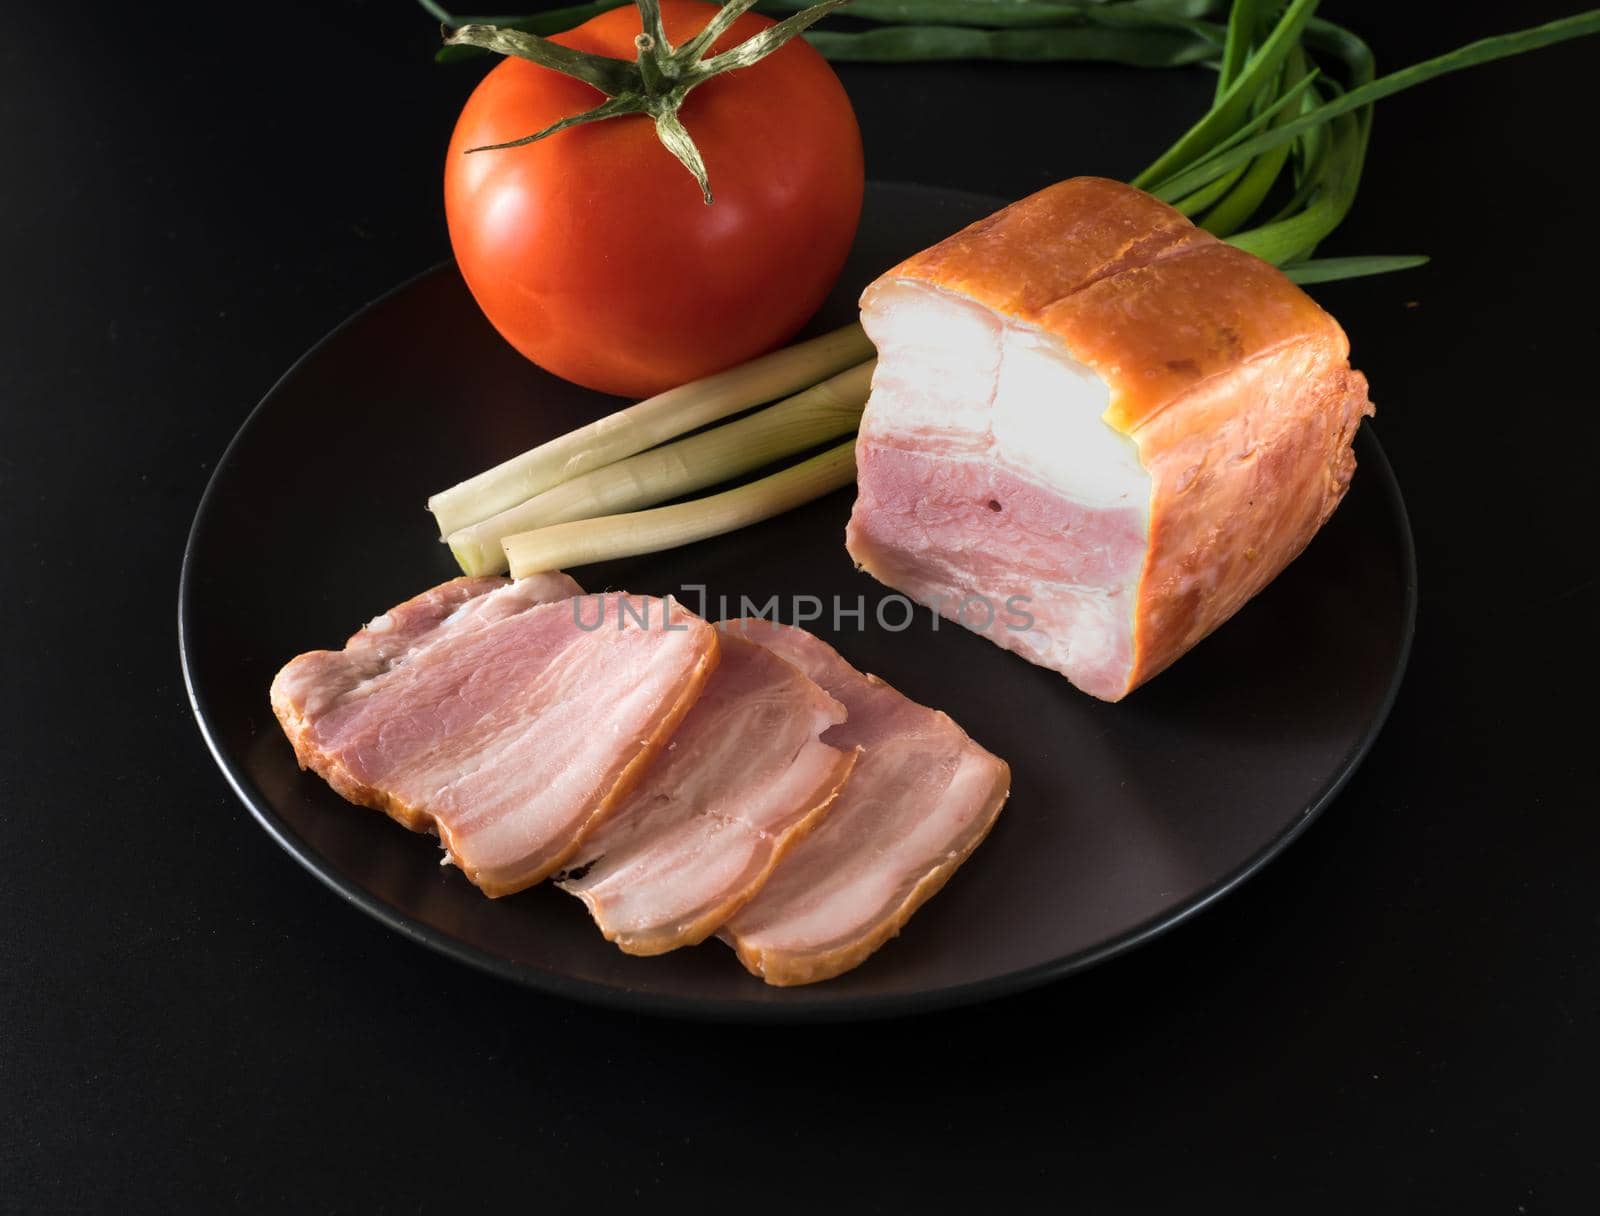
[181,183,1415,1021]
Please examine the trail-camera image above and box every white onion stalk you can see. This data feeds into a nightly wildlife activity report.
[427,322,874,537]
[504,441,857,579]
[449,361,873,576]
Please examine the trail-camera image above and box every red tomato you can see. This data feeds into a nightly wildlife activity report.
[444,1,864,398]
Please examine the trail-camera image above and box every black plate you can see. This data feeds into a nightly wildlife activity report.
[181,183,1415,1021]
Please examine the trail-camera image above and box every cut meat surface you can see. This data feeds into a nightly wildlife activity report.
[849,177,1374,700]
[718,620,1010,986]
[270,577,718,897]
[557,630,859,956]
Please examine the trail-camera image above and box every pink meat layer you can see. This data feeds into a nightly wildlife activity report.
[848,442,1143,699]
[558,631,858,956]
[719,619,1010,986]
[270,577,718,897]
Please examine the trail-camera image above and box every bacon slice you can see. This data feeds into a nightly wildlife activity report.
[849,177,1374,700]
[718,620,1010,986]
[270,577,718,897]
[557,630,858,956]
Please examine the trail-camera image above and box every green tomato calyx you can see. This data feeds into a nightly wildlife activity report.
[445,0,849,205]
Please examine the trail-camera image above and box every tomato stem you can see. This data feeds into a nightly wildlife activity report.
[442,0,850,204]
[635,33,664,89]
[635,0,672,54]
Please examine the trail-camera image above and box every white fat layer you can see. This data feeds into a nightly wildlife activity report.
[990,329,1148,510]
[863,281,1151,515]
[860,289,1001,438]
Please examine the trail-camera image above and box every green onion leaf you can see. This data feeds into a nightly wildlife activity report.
[1281,255,1429,284]
[1199,47,1309,236]
[1131,0,1320,188]
[1151,9,1600,203]
[802,23,1217,66]
[1169,159,1248,216]
[1214,0,1267,99]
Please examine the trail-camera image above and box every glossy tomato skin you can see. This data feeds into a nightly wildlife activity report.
[445,1,864,398]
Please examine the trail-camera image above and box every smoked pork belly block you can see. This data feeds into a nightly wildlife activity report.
[270,576,718,897]
[719,620,1010,986]
[557,630,859,956]
[848,176,1375,701]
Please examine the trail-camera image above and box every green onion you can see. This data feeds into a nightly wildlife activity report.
[1213,0,1265,98]
[769,1,1214,31]
[1225,104,1364,265]
[447,361,873,575]
[1131,0,1318,191]
[1186,65,1323,171]
[801,24,1217,67]
[1149,10,1600,204]
[1198,46,1308,237]
[1281,255,1429,285]
[503,440,857,578]
[1169,159,1247,218]
[426,321,873,537]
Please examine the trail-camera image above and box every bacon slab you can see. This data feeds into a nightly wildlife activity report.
[848,177,1375,700]
[718,619,1010,986]
[270,577,718,897]
[557,629,858,956]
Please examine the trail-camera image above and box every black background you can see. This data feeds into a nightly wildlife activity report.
[4,2,1596,1210]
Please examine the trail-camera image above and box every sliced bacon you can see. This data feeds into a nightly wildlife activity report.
[270,577,718,897]
[718,620,1010,986]
[557,630,858,955]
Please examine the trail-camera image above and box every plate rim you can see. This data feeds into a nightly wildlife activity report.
[179,204,1418,1024]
